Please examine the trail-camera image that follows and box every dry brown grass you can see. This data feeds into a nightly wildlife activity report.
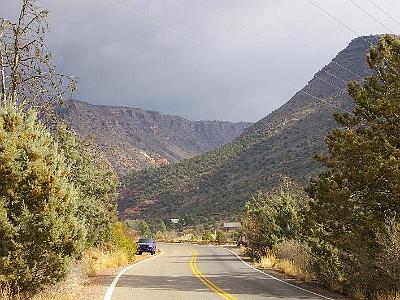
[256,252,277,269]
[256,240,316,282]
[376,291,400,300]
[83,247,130,276]
[32,292,75,300]
[0,284,74,300]
[349,289,367,300]
[0,283,20,300]
[275,259,302,278]
[254,241,315,282]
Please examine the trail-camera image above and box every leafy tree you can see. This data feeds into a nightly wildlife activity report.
[242,191,302,258]
[306,35,400,293]
[0,104,85,294]
[138,220,151,237]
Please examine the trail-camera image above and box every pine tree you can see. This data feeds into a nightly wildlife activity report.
[55,124,119,245]
[307,35,400,293]
[0,103,86,294]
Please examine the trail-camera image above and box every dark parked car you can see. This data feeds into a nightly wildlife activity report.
[137,238,157,255]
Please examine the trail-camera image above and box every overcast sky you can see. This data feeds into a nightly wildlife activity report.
[2,0,400,121]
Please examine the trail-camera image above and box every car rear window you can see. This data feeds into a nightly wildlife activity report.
[138,238,153,243]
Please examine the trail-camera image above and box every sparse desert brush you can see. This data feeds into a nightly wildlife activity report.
[32,292,74,300]
[0,283,21,300]
[349,289,367,300]
[83,247,129,277]
[256,252,277,269]
[273,240,315,281]
[275,259,300,277]
[375,291,400,300]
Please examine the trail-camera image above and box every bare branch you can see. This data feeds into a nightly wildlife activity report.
[0,0,77,114]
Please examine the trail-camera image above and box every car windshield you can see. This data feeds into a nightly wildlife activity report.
[138,238,153,243]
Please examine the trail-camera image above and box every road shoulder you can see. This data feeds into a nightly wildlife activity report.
[222,245,349,300]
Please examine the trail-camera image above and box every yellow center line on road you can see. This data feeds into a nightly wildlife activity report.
[190,249,238,300]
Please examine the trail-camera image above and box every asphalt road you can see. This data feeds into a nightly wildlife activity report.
[105,243,332,300]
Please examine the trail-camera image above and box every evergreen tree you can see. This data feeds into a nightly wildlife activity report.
[0,104,85,294]
[155,219,167,234]
[307,35,400,293]
[55,124,119,245]
[138,220,151,237]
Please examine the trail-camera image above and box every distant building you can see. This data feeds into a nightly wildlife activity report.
[170,218,180,224]
[223,222,241,229]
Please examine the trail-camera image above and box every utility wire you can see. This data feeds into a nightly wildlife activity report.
[200,2,357,88]
[324,69,354,84]
[305,0,374,46]
[105,0,202,46]
[348,0,394,33]
[198,2,353,109]
[314,75,348,92]
[366,0,400,27]
[106,0,353,114]
[330,61,364,79]
[288,84,351,114]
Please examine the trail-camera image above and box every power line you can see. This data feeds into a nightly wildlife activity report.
[106,0,353,115]
[105,0,202,46]
[297,88,351,114]
[304,0,374,46]
[323,69,353,84]
[200,2,358,88]
[268,75,351,114]
[348,0,394,33]
[330,61,364,79]
[366,0,400,28]
[314,75,348,92]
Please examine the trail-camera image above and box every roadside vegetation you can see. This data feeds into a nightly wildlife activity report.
[241,35,400,300]
[0,1,136,299]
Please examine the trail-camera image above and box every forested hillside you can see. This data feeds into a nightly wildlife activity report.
[120,35,379,221]
[60,100,251,175]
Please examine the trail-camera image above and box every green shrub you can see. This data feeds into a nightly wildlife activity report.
[138,220,151,237]
[216,231,227,243]
[202,231,214,242]
[241,191,302,258]
[0,105,86,295]
[111,222,136,261]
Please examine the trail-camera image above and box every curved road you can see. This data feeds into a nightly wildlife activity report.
[105,243,332,300]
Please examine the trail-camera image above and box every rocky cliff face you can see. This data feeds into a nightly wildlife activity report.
[60,100,251,174]
[120,35,380,220]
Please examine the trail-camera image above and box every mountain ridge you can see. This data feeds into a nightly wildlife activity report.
[60,99,252,174]
[119,35,379,222]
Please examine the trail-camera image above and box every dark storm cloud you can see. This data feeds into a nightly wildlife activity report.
[2,0,400,121]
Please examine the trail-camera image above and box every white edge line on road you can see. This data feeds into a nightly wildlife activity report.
[222,247,333,300]
[103,251,163,300]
